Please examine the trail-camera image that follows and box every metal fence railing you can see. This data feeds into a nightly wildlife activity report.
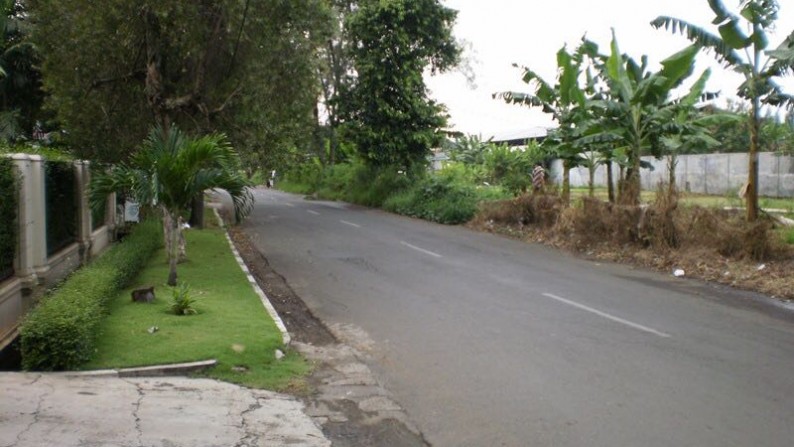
[0,157,17,282]
[45,161,78,256]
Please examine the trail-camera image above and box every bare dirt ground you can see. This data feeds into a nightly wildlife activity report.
[227,225,428,447]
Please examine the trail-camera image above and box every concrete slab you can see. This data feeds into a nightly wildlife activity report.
[0,373,329,447]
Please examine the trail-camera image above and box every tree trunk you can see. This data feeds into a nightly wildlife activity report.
[162,207,172,256]
[562,160,571,206]
[668,154,678,196]
[606,159,615,203]
[177,216,187,263]
[189,194,204,229]
[141,7,169,129]
[625,149,642,206]
[167,210,179,286]
[588,164,595,197]
[747,100,760,221]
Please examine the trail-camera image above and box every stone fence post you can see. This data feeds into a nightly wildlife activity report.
[11,154,47,292]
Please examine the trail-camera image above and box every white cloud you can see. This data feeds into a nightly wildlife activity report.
[426,0,794,137]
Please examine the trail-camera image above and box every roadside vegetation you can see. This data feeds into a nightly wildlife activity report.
[19,220,162,371]
[86,217,308,391]
[4,0,794,378]
[276,0,794,301]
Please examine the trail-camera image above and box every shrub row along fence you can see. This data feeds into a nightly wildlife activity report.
[19,220,161,371]
[0,154,118,351]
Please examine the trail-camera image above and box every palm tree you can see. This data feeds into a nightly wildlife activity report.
[495,40,598,205]
[91,125,253,286]
[581,31,703,205]
[652,0,794,220]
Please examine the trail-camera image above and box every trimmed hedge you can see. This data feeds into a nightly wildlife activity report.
[20,220,162,371]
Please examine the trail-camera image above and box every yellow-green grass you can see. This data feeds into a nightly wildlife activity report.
[568,187,792,214]
[86,226,308,390]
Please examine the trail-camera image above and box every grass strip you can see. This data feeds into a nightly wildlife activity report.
[86,221,308,391]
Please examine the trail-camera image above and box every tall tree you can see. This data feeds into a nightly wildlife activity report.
[652,0,794,220]
[28,0,330,163]
[316,0,356,166]
[1,0,45,139]
[340,0,459,169]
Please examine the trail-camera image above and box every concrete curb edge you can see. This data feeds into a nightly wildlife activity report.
[62,359,218,378]
[213,208,292,346]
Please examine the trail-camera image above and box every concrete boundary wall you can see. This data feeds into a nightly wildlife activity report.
[552,152,794,197]
[0,155,117,350]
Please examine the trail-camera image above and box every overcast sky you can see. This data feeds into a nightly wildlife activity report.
[425,0,794,138]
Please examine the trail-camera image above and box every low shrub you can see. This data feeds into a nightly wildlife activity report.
[383,173,478,224]
[170,283,198,316]
[344,164,410,207]
[19,220,162,371]
[473,188,788,262]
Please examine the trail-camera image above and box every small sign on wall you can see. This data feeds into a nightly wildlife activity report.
[124,200,140,222]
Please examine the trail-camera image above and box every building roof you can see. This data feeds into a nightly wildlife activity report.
[486,127,549,143]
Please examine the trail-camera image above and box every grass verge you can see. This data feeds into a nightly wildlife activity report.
[86,221,308,391]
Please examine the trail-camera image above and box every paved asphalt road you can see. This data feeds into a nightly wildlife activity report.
[241,189,794,447]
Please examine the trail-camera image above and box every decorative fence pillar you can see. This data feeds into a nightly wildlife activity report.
[74,161,92,263]
[11,154,47,291]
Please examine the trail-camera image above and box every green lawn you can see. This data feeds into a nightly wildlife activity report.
[86,222,308,391]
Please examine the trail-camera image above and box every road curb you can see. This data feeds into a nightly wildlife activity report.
[61,359,218,378]
[213,207,292,345]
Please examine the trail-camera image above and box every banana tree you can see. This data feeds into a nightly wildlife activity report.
[581,30,702,205]
[658,69,742,194]
[652,0,794,220]
[91,125,253,286]
[495,40,597,205]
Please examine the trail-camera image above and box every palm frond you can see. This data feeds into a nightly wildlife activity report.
[651,16,744,66]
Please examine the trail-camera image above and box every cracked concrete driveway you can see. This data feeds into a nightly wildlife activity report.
[0,373,329,447]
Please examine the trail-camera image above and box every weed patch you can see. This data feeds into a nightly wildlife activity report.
[471,189,794,298]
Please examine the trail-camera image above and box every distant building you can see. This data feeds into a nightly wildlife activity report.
[429,149,450,171]
[486,127,549,147]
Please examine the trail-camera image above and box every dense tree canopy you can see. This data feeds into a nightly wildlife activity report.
[1,0,45,140]
[28,0,331,162]
[340,0,459,169]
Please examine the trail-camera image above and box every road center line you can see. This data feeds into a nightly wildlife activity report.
[541,293,671,338]
[284,203,295,208]
[400,241,442,258]
[307,210,320,216]
[340,220,361,228]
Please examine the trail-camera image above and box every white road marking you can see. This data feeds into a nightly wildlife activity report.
[400,241,443,258]
[541,293,671,338]
[340,220,361,228]
[284,203,295,208]
[307,210,320,216]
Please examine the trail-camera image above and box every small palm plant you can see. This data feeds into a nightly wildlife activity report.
[91,125,253,286]
[170,283,197,316]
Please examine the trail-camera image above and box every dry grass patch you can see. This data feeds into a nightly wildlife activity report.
[470,189,794,300]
